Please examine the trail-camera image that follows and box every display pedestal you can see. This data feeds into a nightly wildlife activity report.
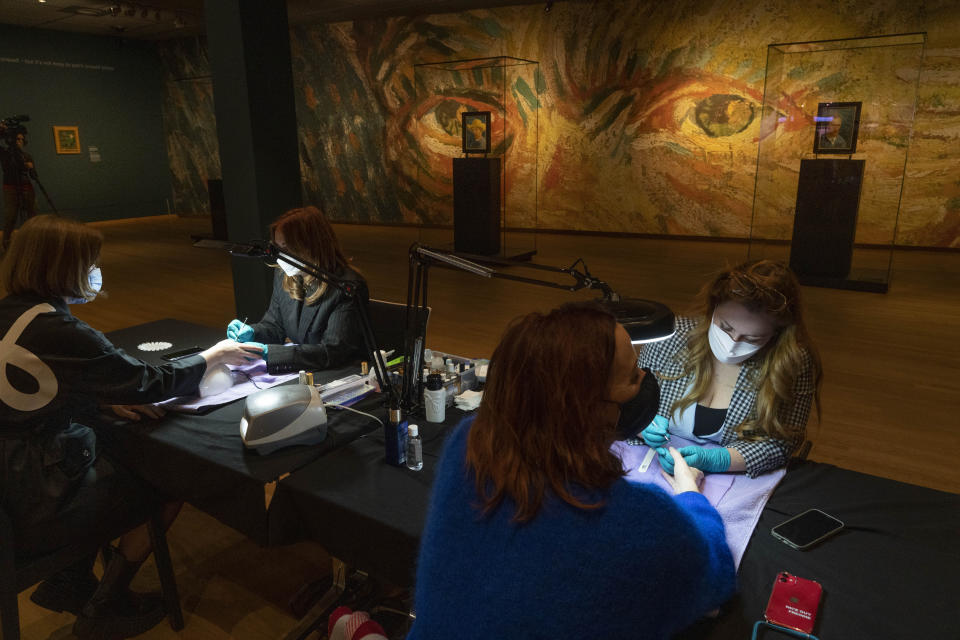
[747,33,926,295]
[453,158,500,256]
[790,159,868,287]
[414,56,540,260]
[207,179,228,240]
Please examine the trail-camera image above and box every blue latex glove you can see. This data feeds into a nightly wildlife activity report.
[640,415,671,448]
[244,342,268,361]
[227,318,254,342]
[657,445,731,474]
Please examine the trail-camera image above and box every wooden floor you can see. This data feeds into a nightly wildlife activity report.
[12,214,960,639]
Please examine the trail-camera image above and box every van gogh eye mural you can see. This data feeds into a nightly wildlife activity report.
[160,0,960,248]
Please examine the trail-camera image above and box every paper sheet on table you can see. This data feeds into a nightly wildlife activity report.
[159,361,299,413]
[454,389,483,411]
[613,436,785,568]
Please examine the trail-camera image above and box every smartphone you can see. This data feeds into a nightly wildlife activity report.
[771,508,843,550]
[751,621,817,640]
[763,571,822,634]
[161,346,202,361]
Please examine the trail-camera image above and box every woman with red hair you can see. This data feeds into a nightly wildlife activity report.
[226,206,367,373]
[409,302,735,639]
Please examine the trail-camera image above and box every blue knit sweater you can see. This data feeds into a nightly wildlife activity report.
[408,418,736,639]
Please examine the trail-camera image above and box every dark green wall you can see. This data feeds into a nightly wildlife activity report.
[0,24,169,222]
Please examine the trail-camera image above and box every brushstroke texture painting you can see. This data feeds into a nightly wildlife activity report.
[159,0,960,247]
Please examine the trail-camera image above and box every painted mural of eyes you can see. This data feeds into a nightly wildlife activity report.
[693,94,756,137]
[652,82,765,142]
[414,89,506,149]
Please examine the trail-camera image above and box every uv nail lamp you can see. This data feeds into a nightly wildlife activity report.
[240,385,327,455]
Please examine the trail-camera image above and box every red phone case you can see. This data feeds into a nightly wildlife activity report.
[764,572,822,633]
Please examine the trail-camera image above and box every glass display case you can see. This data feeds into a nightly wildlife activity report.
[412,56,540,260]
[748,33,926,292]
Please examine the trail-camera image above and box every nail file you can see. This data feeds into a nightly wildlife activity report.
[638,448,657,473]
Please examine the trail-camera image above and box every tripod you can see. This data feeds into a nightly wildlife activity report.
[1,141,55,250]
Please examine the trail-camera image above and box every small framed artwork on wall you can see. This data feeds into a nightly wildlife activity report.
[53,126,81,154]
[462,111,491,155]
[813,102,861,155]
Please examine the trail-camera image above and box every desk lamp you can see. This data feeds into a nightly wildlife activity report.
[399,244,675,415]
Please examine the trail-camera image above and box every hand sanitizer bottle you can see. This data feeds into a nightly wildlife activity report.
[406,424,423,471]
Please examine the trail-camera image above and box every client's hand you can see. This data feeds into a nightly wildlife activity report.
[201,339,263,367]
[226,318,255,342]
[640,415,670,447]
[660,447,704,494]
[108,404,166,421]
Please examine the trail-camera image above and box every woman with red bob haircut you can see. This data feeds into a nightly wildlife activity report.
[409,301,735,639]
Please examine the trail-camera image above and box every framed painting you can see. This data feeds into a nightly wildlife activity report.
[813,102,861,155]
[462,111,491,154]
[53,126,81,154]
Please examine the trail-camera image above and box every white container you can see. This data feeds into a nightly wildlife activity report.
[423,373,446,423]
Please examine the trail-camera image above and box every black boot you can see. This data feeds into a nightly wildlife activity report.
[72,549,166,640]
[29,553,99,615]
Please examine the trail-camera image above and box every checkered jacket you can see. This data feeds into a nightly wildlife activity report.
[638,317,816,478]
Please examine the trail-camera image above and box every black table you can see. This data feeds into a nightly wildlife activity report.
[273,418,960,639]
[268,411,463,583]
[103,319,385,545]
[105,320,960,638]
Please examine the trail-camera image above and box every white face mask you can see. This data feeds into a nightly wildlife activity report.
[707,313,768,364]
[278,261,300,277]
[66,266,102,305]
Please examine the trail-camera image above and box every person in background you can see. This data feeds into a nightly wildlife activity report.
[0,122,38,251]
[226,206,367,373]
[409,302,735,639]
[630,259,822,478]
[0,214,260,639]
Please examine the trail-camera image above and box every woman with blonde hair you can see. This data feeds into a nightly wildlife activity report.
[226,206,367,373]
[0,214,260,638]
[631,259,822,477]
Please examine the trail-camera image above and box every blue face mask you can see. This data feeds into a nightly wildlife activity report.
[66,266,103,305]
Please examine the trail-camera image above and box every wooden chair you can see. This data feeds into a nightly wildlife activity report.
[0,505,183,640]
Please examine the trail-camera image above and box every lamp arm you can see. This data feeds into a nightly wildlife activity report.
[264,243,395,406]
[412,245,620,298]
[398,244,625,413]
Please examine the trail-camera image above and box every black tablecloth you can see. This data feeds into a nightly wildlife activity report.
[274,419,960,639]
[105,318,226,366]
[102,320,960,636]
[268,411,463,583]
[102,319,386,545]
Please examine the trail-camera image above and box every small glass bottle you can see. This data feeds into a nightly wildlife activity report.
[406,424,423,471]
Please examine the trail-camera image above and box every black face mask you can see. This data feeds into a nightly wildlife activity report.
[614,367,661,441]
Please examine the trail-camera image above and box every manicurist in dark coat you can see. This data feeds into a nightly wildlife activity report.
[226,206,368,374]
[0,214,260,639]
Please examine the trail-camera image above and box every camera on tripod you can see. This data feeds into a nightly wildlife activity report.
[0,114,30,146]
